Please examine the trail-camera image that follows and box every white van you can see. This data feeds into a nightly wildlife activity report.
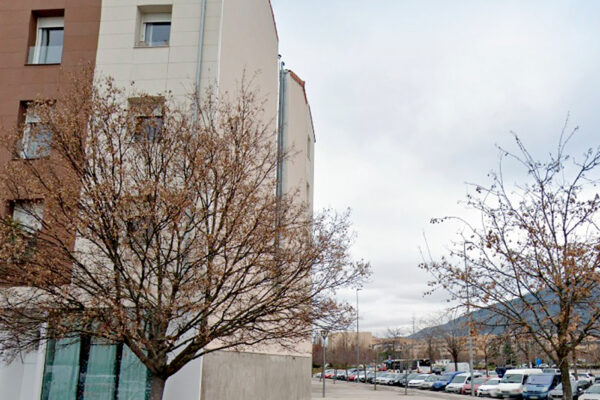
[498,368,544,398]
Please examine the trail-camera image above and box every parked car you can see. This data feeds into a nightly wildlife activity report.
[390,373,406,386]
[577,373,595,384]
[365,372,375,383]
[335,370,347,380]
[324,370,335,379]
[580,384,600,400]
[375,372,397,385]
[400,373,419,386]
[347,369,363,382]
[522,373,561,400]
[463,376,489,395]
[477,377,501,397]
[421,374,443,390]
[432,371,463,391]
[498,368,544,398]
[549,380,582,400]
[408,373,430,388]
[446,372,482,393]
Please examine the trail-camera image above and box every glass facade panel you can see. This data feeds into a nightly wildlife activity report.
[41,337,150,400]
[117,346,151,400]
[41,337,81,400]
[82,338,117,400]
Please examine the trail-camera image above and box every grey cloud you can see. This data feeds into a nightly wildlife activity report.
[273,0,600,333]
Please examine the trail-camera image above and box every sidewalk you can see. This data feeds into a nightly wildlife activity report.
[311,379,434,399]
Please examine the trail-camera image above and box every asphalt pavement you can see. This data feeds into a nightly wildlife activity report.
[311,379,481,400]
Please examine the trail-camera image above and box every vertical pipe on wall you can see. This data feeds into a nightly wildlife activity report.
[276,57,286,200]
[193,0,208,121]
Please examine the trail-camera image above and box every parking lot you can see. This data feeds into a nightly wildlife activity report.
[311,379,485,400]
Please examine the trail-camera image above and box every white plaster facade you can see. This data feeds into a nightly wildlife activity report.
[0,0,315,399]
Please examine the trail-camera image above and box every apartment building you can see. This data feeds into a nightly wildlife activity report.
[0,0,315,399]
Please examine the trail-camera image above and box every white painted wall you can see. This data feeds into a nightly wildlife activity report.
[283,71,315,214]
[0,351,44,400]
[95,0,213,100]
[217,0,279,124]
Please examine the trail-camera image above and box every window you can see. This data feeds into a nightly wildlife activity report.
[41,336,151,400]
[137,8,171,47]
[135,116,163,142]
[129,97,164,142]
[20,103,52,159]
[28,16,64,64]
[11,200,44,233]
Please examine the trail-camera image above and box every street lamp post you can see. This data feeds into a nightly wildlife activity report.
[321,330,328,398]
[356,288,361,382]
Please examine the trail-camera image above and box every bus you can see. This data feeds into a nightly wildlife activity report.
[385,359,431,373]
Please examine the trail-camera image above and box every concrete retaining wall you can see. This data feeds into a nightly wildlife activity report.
[201,351,311,400]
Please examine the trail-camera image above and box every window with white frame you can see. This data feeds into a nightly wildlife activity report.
[12,200,44,234]
[28,16,64,64]
[20,104,52,159]
[138,9,171,47]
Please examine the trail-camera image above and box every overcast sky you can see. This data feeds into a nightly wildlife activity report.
[271,0,600,336]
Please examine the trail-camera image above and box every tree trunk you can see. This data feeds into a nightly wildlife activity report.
[572,351,578,380]
[150,375,166,400]
[485,354,489,376]
[559,358,573,400]
[454,357,458,372]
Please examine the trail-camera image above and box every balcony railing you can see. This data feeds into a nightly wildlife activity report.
[27,45,63,65]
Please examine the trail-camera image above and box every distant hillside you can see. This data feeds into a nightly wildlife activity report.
[410,289,594,339]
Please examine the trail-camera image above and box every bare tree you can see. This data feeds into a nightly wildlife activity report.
[418,317,440,364]
[436,310,466,372]
[0,70,370,400]
[476,332,499,375]
[422,130,600,400]
[382,327,406,360]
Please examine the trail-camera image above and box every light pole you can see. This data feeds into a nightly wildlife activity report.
[321,330,328,398]
[465,244,475,397]
[356,288,361,382]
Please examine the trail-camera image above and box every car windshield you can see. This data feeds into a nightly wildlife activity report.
[501,374,523,384]
[451,375,467,383]
[485,379,500,386]
[407,374,419,380]
[426,375,439,382]
[586,385,600,394]
[418,374,429,380]
[473,378,487,384]
[527,375,553,385]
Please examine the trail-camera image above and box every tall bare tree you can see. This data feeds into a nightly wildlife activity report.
[0,71,369,400]
[382,327,406,360]
[435,310,466,371]
[476,332,499,375]
[422,130,600,400]
[418,317,440,364]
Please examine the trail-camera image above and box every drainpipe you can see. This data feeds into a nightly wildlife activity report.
[276,57,286,200]
[193,0,208,122]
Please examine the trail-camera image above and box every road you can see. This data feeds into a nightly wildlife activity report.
[311,379,483,399]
